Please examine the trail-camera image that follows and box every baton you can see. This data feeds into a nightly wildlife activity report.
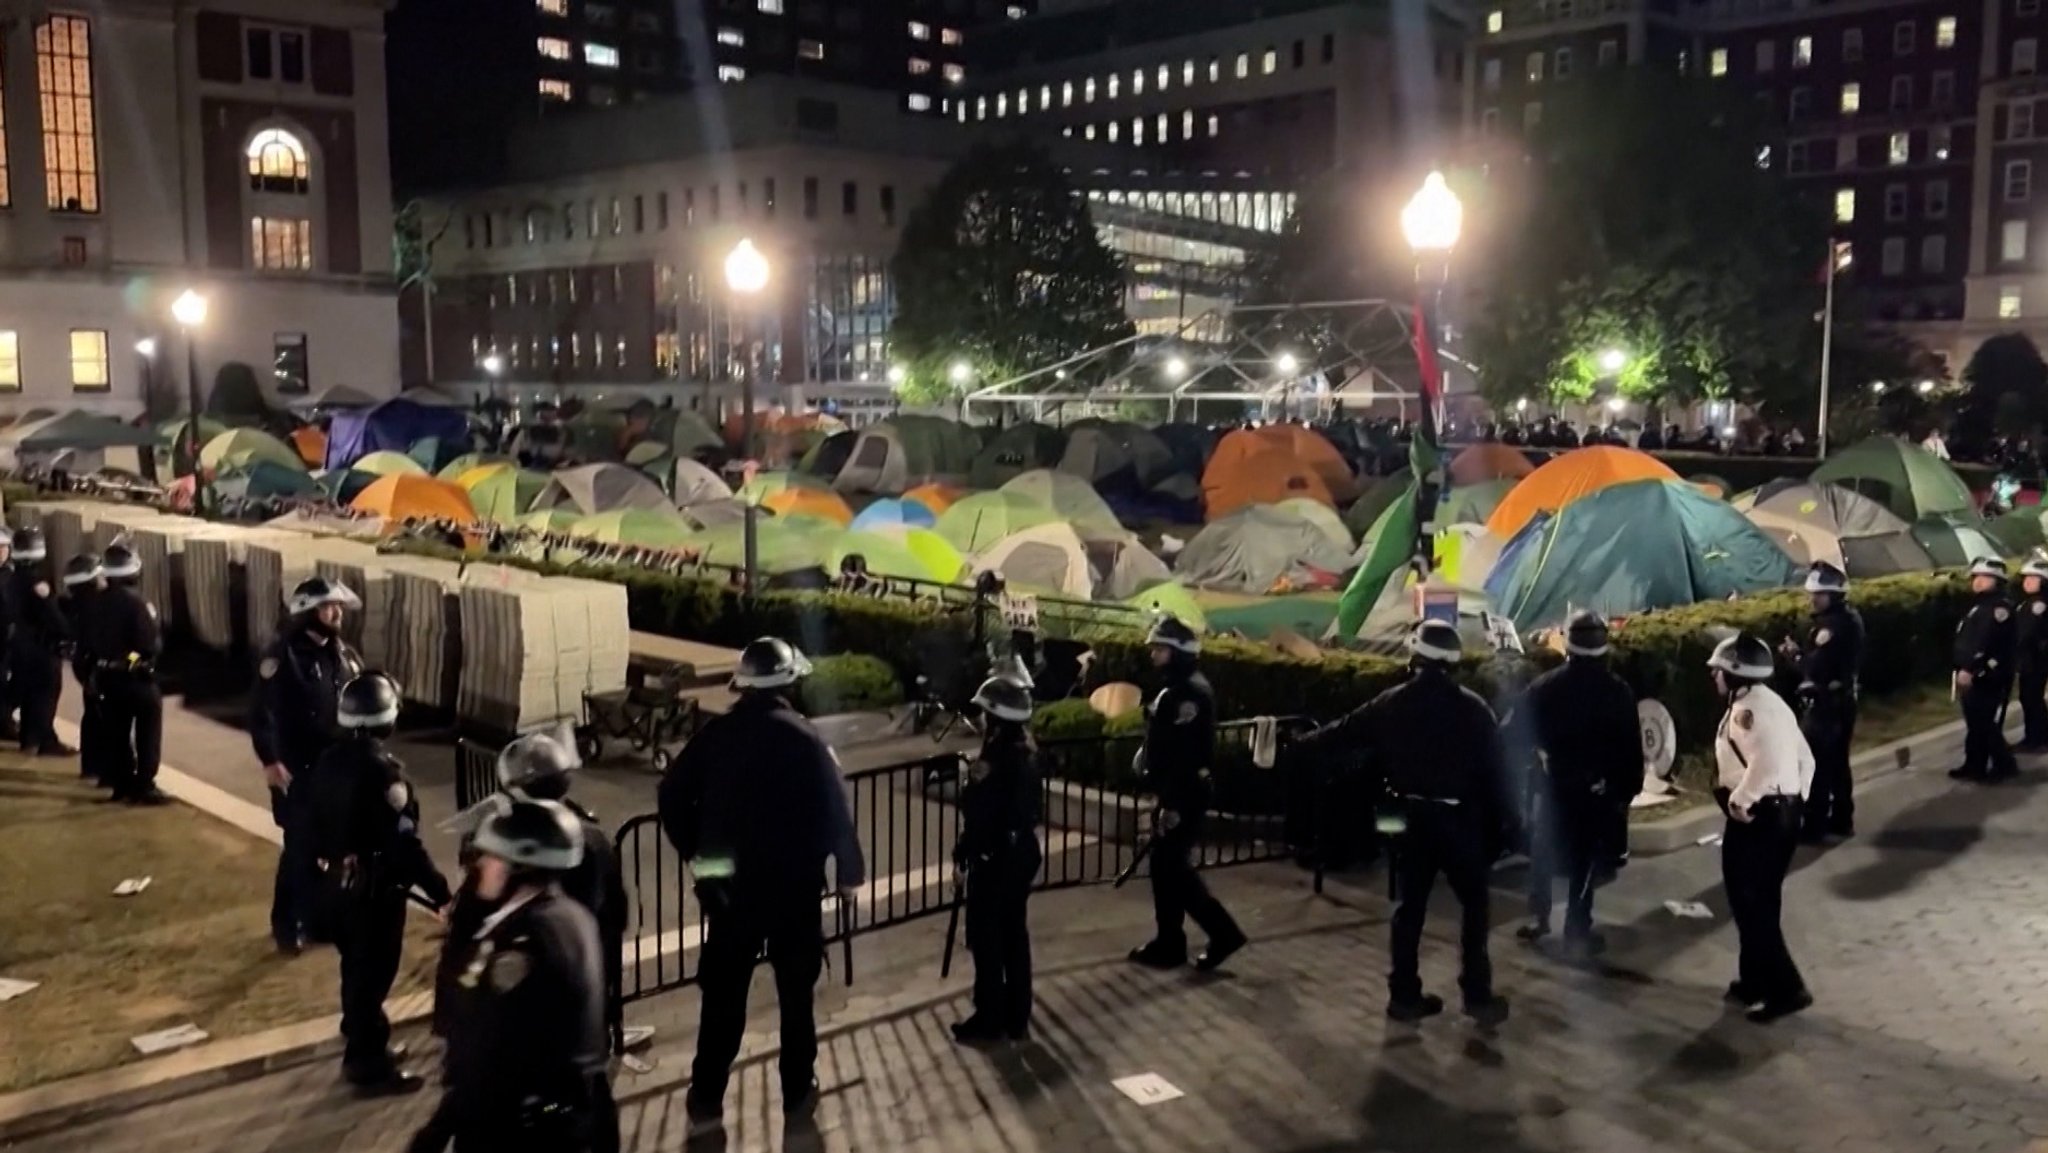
[940,873,965,978]
[1112,834,1155,888]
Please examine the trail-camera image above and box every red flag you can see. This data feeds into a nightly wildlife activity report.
[1411,298,1443,418]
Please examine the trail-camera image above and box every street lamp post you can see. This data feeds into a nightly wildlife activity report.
[170,290,209,511]
[1399,171,1463,590]
[725,238,771,596]
[134,338,159,421]
[1818,241,1850,457]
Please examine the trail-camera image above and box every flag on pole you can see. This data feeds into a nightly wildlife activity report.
[1817,240,1852,283]
[1333,432,1443,638]
[1411,298,1444,424]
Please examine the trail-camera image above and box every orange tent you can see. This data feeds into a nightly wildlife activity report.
[761,486,854,526]
[1449,442,1534,487]
[903,482,965,516]
[1201,430,1336,521]
[289,425,327,468]
[1252,424,1358,501]
[350,473,477,525]
[1485,445,1679,539]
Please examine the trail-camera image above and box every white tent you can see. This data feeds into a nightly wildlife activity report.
[1088,536,1173,600]
[534,462,672,514]
[974,522,1093,598]
[673,458,734,507]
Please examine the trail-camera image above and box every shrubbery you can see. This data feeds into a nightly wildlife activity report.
[797,653,905,716]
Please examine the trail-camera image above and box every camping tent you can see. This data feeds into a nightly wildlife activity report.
[1439,478,1517,527]
[154,417,231,451]
[974,522,1094,598]
[571,507,698,549]
[738,470,831,502]
[564,412,626,462]
[535,462,672,515]
[287,383,378,411]
[1736,480,1930,577]
[438,452,513,481]
[673,458,733,506]
[1911,514,2003,567]
[200,428,305,474]
[1174,504,1357,594]
[650,409,724,459]
[457,465,548,524]
[1345,468,1412,535]
[686,518,835,575]
[1151,423,1217,477]
[349,474,476,524]
[1250,424,1357,502]
[1201,430,1337,520]
[1057,421,1175,493]
[935,491,1058,555]
[1448,443,1535,487]
[677,498,750,530]
[1122,580,1208,631]
[1485,445,1680,539]
[1810,435,1977,522]
[799,430,860,480]
[3,411,159,451]
[290,426,327,467]
[325,398,470,469]
[970,423,1067,488]
[1988,506,2048,555]
[313,468,378,504]
[762,487,854,526]
[831,414,980,493]
[905,483,965,516]
[1275,497,1355,554]
[850,498,937,532]
[999,469,1126,541]
[1087,536,1174,599]
[1485,479,1802,629]
[830,528,967,583]
[215,460,320,501]
[350,450,427,478]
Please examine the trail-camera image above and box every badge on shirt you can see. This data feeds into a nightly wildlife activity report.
[385,781,411,811]
[1996,608,2011,622]
[32,581,49,598]
[1733,708,1754,731]
[488,949,529,992]
[1175,700,1200,725]
[1814,629,1832,646]
[259,658,279,680]
[2033,602,2045,617]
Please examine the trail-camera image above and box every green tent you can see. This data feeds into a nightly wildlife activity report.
[200,428,304,474]
[738,470,831,503]
[565,411,625,461]
[1344,468,1412,535]
[998,469,1125,540]
[464,467,549,524]
[1810,436,1977,523]
[156,416,231,448]
[831,414,983,493]
[313,468,378,504]
[215,460,320,500]
[571,507,698,549]
[1438,478,1517,527]
[686,519,834,575]
[933,491,1058,555]
[1122,580,1209,632]
[518,508,585,535]
[1484,478,1803,629]
[1910,513,2003,567]
[828,528,967,583]
[437,452,512,481]
[650,409,723,459]
[1988,506,2048,556]
[1203,593,1342,640]
[970,423,1067,488]
[354,450,428,477]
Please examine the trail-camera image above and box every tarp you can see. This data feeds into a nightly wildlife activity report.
[353,450,428,478]
[1486,445,1680,539]
[975,522,1094,597]
[673,458,734,507]
[1250,424,1357,501]
[850,498,937,532]
[1000,469,1126,541]
[349,473,476,524]
[1448,443,1535,487]
[1810,435,1978,522]
[1485,479,1802,629]
[1175,504,1357,594]
[457,465,548,524]
[935,491,1058,555]
[535,462,671,515]
[971,423,1067,488]
[571,507,698,549]
[325,398,470,469]
[830,528,967,583]
[1201,430,1337,521]
[762,487,854,526]
[832,414,981,493]
[200,428,304,474]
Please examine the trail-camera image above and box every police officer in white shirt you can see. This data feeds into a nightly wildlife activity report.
[1708,634,1817,1024]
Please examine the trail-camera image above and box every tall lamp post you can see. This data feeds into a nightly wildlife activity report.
[134,338,158,417]
[725,238,771,596]
[1399,171,1463,589]
[170,290,210,511]
[1817,241,1851,457]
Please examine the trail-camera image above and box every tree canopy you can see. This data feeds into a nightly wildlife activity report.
[1954,333,2048,448]
[889,141,1133,405]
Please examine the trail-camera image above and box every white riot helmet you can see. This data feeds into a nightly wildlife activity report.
[1969,557,2009,582]
[288,576,362,615]
[1804,561,1848,595]
[1706,634,1774,681]
[1407,619,1463,665]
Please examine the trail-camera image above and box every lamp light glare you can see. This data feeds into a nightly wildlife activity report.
[170,289,209,329]
[1400,171,1464,253]
[724,238,770,295]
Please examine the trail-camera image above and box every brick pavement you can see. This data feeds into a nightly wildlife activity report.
[16,754,2048,1153]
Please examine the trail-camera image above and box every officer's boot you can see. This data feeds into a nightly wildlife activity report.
[1127,939,1187,969]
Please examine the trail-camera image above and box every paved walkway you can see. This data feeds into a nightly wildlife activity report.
[16,747,2048,1153]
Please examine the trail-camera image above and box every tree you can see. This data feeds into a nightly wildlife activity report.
[889,141,1132,405]
[1463,70,1835,415]
[1954,333,2048,449]
[207,362,267,418]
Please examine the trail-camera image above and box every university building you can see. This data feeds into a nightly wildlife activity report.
[0,0,399,417]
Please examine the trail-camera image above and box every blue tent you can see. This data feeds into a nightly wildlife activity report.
[324,398,469,470]
[1485,479,1802,630]
[849,498,937,531]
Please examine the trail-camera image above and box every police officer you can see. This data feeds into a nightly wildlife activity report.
[1708,634,1815,1023]
[1128,615,1248,973]
[1296,620,1510,1025]
[1515,611,1640,956]
[309,672,452,1094]
[1950,557,2019,783]
[952,674,1042,1045]
[495,733,626,1047]
[88,545,168,805]
[9,529,75,758]
[59,552,106,783]
[410,798,615,1153]
[2013,553,2048,752]
[251,576,364,954]
[0,531,16,743]
[1779,561,1866,839]
[658,637,864,1133]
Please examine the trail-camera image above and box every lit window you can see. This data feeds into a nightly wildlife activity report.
[1158,64,1170,90]
[251,216,311,270]
[2005,158,2032,201]
[1835,188,1855,222]
[246,128,309,193]
[798,39,824,60]
[908,20,930,39]
[538,0,567,12]
[539,78,572,100]
[2005,219,2029,261]
[1932,124,1953,159]
[1017,88,1030,113]
[1937,16,1957,48]
[717,27,744,47]
[1841,82,1860,113]
[1040,84,1051,107]
[1107,120,1118,142]
[908,56,930,74]
[2001,285,2024,318]
[943,62,964,83]
[1157,112,1168,139]
[1061,81,1073,105]
[538,36,571,59]
[1084,124,1095,139]
[758,0,782,11]
[1234,52,1249,78]
[718,64,746,82]
[585,42,620,67]
[1487,9,1503,32]
[1888,131,1909,163]
[907,92,931,111]
[1182,109,1194,138]
[1206,113,1219,136]
[1183,59,1195,85]
[1133,69,1144,94]
[941,27,962,45]
[1261,48,1278,74]
[36,16,100,213]
[1755,144,1772,168]
[0,332,17,389]
[1794,36,1813,66]
[1008,5,1026,17]
[1133,117,1145,144]
[1710,48,1727,75]
[996,93,1008,116]
[69,330,108,390]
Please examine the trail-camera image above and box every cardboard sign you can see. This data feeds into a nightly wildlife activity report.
[1000,592,1040,632]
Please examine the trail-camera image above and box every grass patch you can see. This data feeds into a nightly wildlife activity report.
[0,753,440,1092]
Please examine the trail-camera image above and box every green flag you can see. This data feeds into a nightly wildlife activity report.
[1334,433,1442,638]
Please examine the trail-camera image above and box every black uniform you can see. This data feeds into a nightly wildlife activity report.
[1954,588,2019,780]
[557,798,626,1045]
[251,625,356,947]
[658,692,864,1107]
[308,739,452,1080]
[1521,657,1641,940]
[1302,665,1508,1008]
[9,564,69,754]
[2016,583,2048,747]
[421,888,615,1152]
[1136,669,1244,960]
[1795,601,1866,834]
[0,565,17,741]
[956,727,1041,1036]
[60,582,104,781]
[83,582,164,799]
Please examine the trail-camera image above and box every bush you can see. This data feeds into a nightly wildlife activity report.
[797,654,904,716]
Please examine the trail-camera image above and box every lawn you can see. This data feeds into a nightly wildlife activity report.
[0,752,441,1092]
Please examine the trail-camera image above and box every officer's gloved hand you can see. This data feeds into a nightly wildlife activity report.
[1159,809,1182,832]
